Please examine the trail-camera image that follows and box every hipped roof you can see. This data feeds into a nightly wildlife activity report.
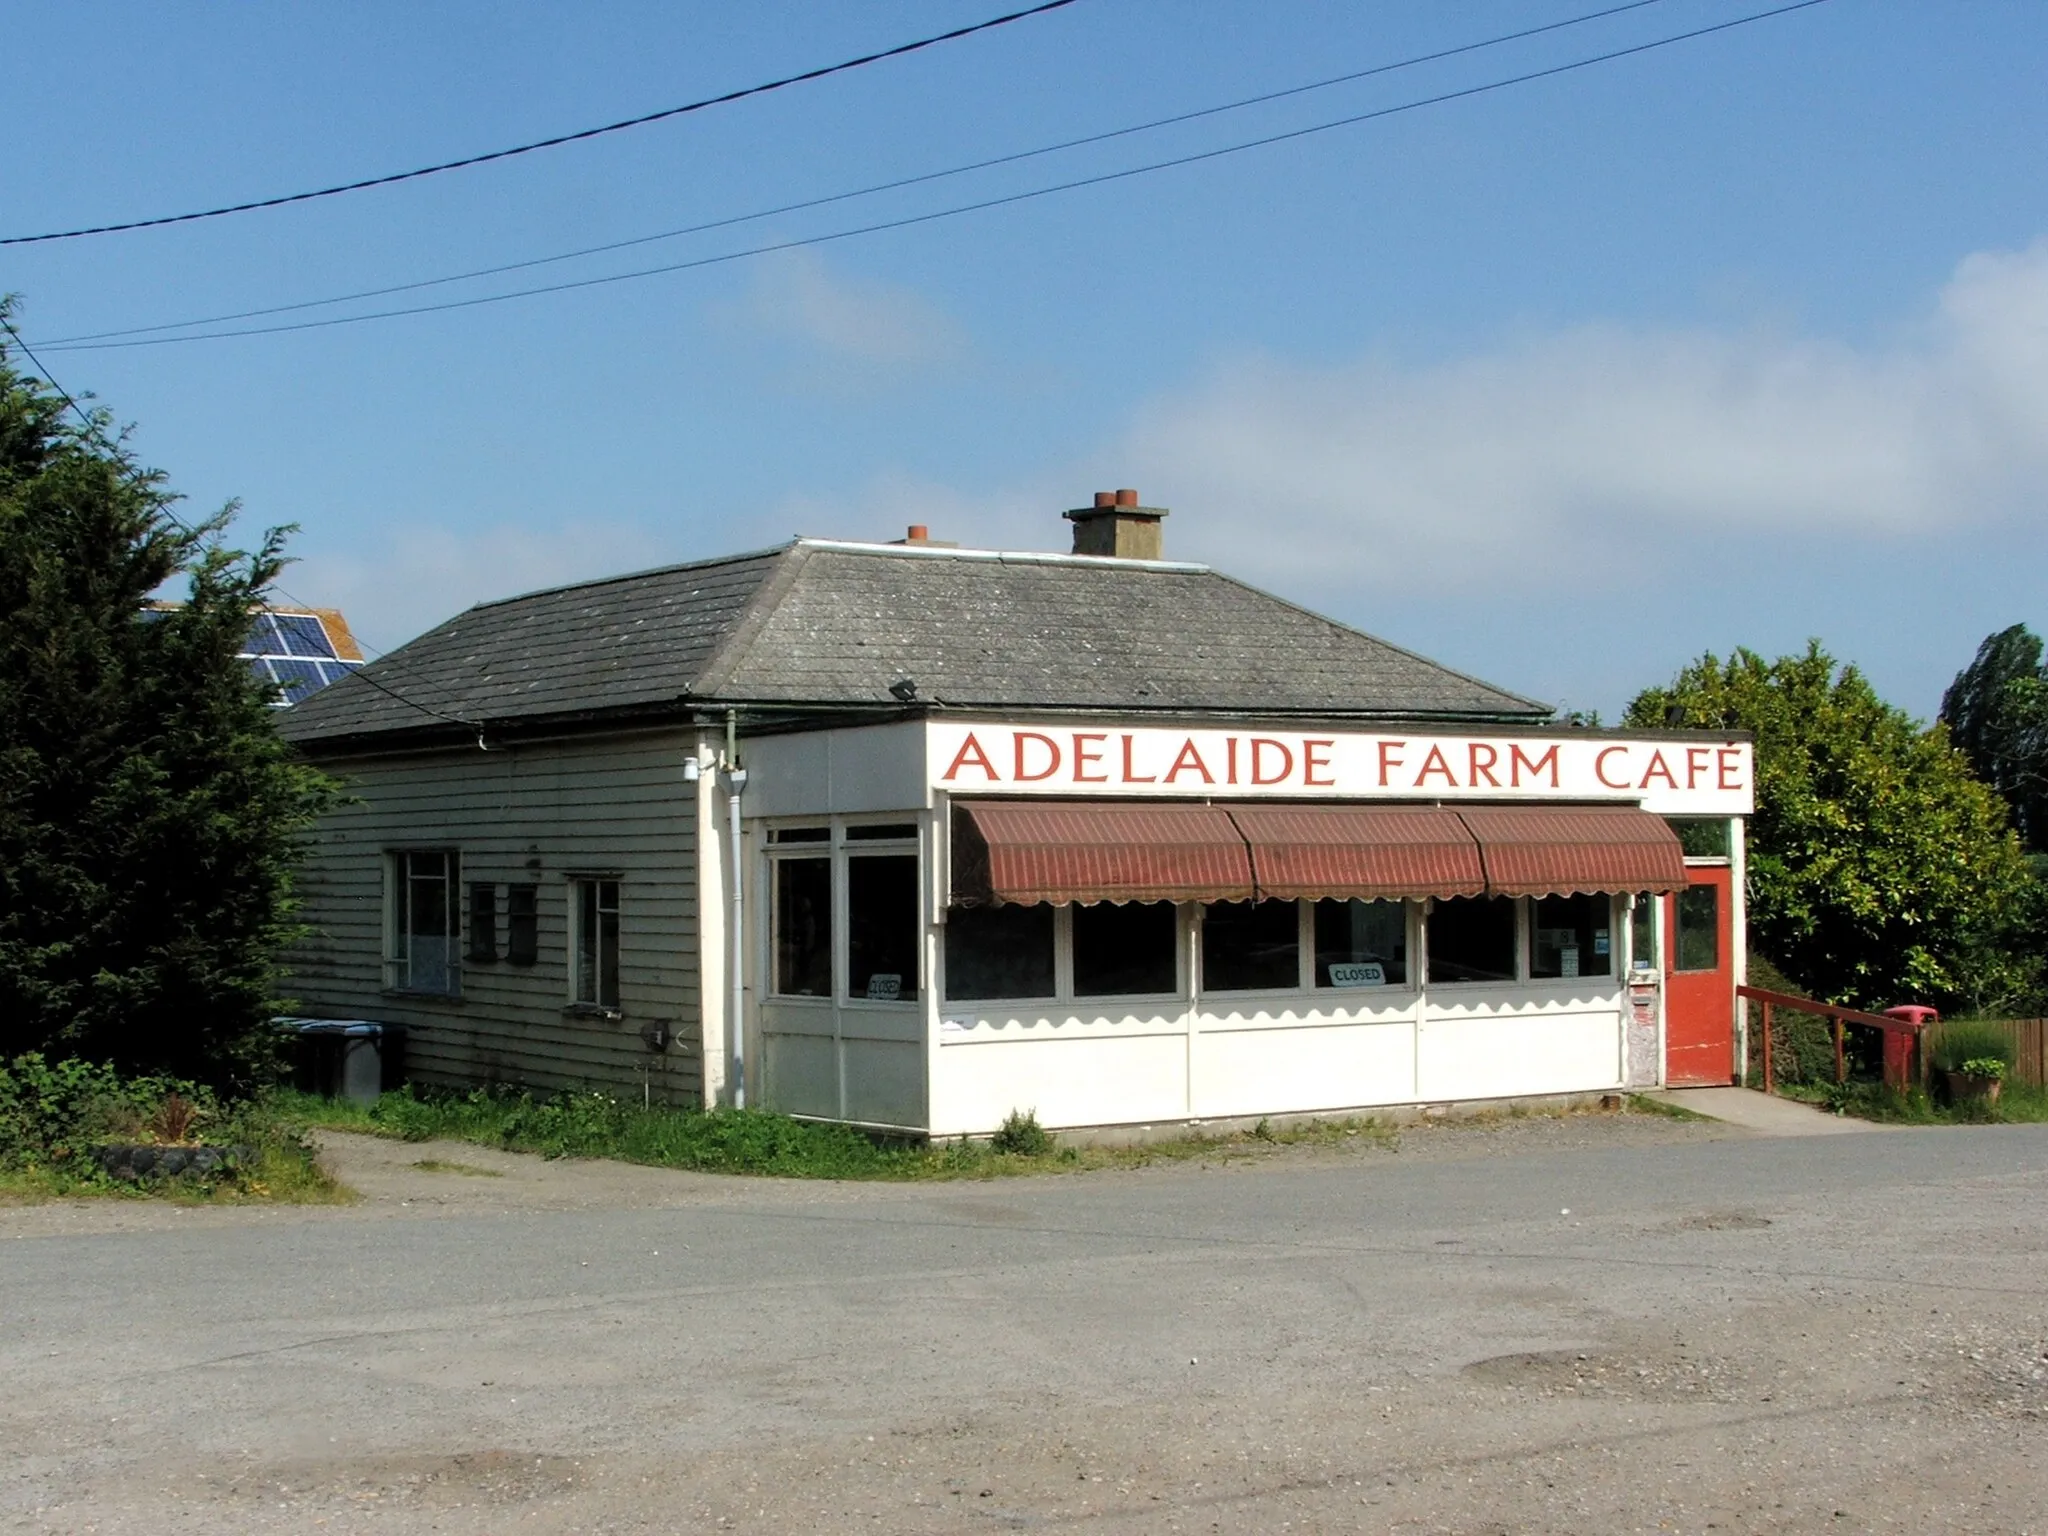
[279,539,1549,748]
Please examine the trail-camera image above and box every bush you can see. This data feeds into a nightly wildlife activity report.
[1926,1020,2019,1075]
[0,1052,214,1167]
[990,1108,1054,1158]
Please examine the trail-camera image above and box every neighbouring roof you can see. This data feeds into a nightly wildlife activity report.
[278,539,1549,747]
[148,602,367,706]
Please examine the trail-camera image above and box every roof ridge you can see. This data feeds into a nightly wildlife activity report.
[792,537,1210,574]
[1202,569,1552,716]
[687,543,815,701]
[470,539,797,612]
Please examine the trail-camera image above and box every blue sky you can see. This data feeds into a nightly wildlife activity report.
[6,0,2045,719]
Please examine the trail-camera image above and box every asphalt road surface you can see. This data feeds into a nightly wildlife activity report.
[4,1114,2046,1534]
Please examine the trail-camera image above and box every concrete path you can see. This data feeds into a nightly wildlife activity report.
[1648,1084,1881,1134]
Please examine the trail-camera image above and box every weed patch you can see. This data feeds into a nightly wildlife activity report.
[275,1085,1404,1181]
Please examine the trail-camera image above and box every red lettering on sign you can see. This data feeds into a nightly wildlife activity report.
[1510,743,1560,787]
[1377,740,1406,787]
[1302,739,1335,787]
[1226,737,1240,785]
[1415,744,1457,787]
[1468,742,1500,788]
[1595,746,1630,790]
[1163,738,1214,784]
[1639,750,1679,790]
[1250,738,1294,785]
[1120,733,1156,784]
[1014,731,1061,782]
[1071,732,1108,783]
[1685,747,1711,789]
[941,732,998,782]
[1718,747,1743,790]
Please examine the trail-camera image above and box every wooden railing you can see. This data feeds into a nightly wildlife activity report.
[1737,985,1926,1094]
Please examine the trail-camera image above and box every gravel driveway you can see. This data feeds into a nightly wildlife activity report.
[4,1112,2044,1534]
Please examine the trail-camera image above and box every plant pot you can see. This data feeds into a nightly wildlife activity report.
[1942,1071,2004,1107]
[92,1143,253,1179]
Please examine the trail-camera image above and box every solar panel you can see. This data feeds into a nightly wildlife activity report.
[315,659,363,686]
[245,613,284,653]
[244,656,279,687]
[273,613,337,659]
[268,657,326,703]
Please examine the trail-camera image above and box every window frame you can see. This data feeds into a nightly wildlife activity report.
[567,874,622,1013]
[763,815,927,1007]
[384,848,462,997]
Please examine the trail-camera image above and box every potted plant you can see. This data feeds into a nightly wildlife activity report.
[1925,1021,2018,1109]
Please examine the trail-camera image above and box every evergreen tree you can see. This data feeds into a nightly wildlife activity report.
[0,307,335,1088]
[1938,624,2048,851]
[1628,643,2042,1015]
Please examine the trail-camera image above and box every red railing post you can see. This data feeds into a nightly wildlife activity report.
[1833,1018,1846,1085]
[1762,1001,1774,1095]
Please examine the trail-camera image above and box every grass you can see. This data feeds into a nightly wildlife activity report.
[1775,1078,2048,1124]
[277,1085,1406,1181]
[0,1053,349,1206]
[1625,1092,1713,1122]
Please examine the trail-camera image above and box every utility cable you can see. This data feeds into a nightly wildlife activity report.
[0,312,481,728]
[40,0,1678,347]
[35,0,1837,354]
[0,0,1080,246]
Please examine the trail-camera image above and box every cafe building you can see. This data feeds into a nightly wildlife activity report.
[279,492,1752,1135]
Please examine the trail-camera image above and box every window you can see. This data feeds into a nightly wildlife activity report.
[387,850,459,995]
[505,884,539,966]
[846,823,919,841]
[1073,901,1178,996]
[1202,899,1300,992]
[1629,892,1657,972]
[571,878,621,1009]
[1426,896,1518,985]
[1314,899,1407,988]
[848,853,919,1001]
[1675,884,1719,972]
[768,826,829,844]
[944,904,1056,1000]
[772,856,832,996]
[1667,817,1731,858]
[1531,893,1613,980]
[466,882,498,963]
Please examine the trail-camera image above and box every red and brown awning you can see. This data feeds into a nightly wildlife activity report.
[949,800,1254,906]
[950,799,1687,906]
[1456,805,1690,898]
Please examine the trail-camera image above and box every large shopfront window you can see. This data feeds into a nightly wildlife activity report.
[1202,899,1299,992]
[1530,893,1613,981]
[768,821,923,1003]
[1074,901,1179,996]
[848,853,919,1001]
[1425,897,1518,985]
[945,904,1056,1001]
[1313,899,1407,988]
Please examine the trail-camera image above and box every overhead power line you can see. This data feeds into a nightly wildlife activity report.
[34,0,1836,354]
[40,0,1678,349]
[0,0,1081,247]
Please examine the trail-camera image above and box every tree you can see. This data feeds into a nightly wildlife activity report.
[1938,624,2048,851]
[1626,643,2041,1015]
[0,307,335,1089]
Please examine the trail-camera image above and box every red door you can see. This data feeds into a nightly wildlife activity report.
[1664,866,1735,1086]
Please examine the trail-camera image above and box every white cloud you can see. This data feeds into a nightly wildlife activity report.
[286,519,671,655]
[716,249,966,368]
[925,237,2048,597]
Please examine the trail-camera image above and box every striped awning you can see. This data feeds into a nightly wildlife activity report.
[950,800,1254,906]
[1226,805,1484,900]
[1457,806,1688,897]
[950,800,1687,906]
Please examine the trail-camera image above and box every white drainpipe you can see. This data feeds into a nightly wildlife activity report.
[724,711,748,1110]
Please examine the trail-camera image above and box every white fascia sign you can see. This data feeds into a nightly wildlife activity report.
[928,723,1754,816]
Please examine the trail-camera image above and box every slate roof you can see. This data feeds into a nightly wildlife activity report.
[279,540,1549,746]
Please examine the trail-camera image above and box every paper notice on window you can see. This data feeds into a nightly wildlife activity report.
[1327,962,1387,988]
[1559,949,1580,978]
[865,973,903,1001]
[1593,930,1611,955]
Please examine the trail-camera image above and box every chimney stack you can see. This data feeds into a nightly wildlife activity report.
[1064,488,1168,560]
